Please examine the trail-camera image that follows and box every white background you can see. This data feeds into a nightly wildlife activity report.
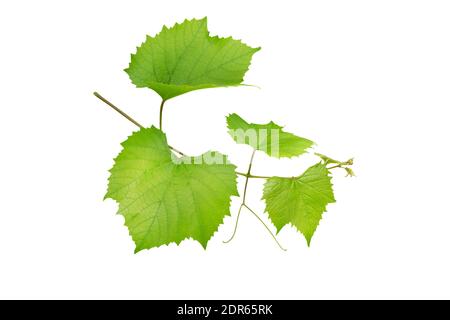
[1,0,449,299]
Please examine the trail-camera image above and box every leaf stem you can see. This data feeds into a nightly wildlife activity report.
[244,204,286,251]
[159,99,166,130]
[243,150,256,203]
[223,151,255,243]
[236,172,271,179]
[170,146,185,157]
[223,204,244,244]
[93,92,185,156]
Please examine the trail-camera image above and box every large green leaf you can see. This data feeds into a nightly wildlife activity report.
[125,17,260,100]
[106,127,238,252]
[226,113,314,158]
[262,163,335,245]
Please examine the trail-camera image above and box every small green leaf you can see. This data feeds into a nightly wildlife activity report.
[262,163,335,245]
[125,17,260,100]
[315,152,340,165]
[226,113,314,158]
[106,127,238,252]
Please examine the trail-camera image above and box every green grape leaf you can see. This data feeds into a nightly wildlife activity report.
[125,17,260,100]
[226,113,314,158]
[105,127,238,252]
[262,163,335,245]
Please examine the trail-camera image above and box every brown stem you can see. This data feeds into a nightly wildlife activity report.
[93,92,185,156]
[93,92,144,128]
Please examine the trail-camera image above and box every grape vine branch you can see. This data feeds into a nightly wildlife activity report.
[94,18,354,253]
